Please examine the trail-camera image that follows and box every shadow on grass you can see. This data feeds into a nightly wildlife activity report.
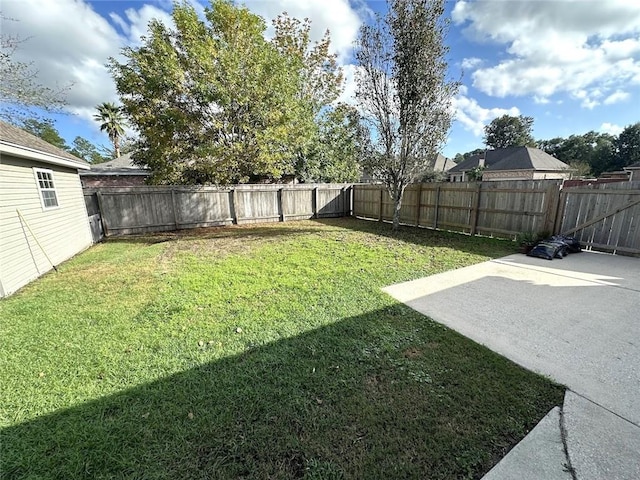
[104,217,516,263]
[315,217,517,259]
[105,224,335,246]
[2,304,563,480]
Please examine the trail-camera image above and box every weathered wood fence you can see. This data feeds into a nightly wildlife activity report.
[353,180,562,238]
[84,180,639,255]
[557,181,640,255]
[84,184,352,237]
[353,180,640,256]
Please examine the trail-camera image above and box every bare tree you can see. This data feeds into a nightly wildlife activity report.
[0,15,68,121]
[355,0,458,230]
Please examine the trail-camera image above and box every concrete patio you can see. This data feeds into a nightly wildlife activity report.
[383,251,640,479]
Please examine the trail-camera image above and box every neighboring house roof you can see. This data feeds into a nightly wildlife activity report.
[0,120,90,170]
[83,152,149,176]
[448,147,569,173]
[432,153,454,172]
[624,161,640,169]
[486,147,569,171]
[448,149,502,173]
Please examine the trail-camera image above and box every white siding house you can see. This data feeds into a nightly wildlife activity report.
[0,121,92,297]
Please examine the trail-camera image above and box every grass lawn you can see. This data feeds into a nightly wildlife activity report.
[0,218,564,479]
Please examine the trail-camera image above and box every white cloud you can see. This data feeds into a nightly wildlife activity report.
[461,57,482,70]
[452,0,640,108]
[603,90,630,105]
[600,122,624,135]
[452,88,520,136]
[0,0,174,128]
[110,5,174,46]
[336,64,359,105]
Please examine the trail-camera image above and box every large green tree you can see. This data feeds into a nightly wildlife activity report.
[69,136,111,164]
[616,122,640,168]
[537,131,617,177]
[452,148,484,163]
[18,117,108,163]
[271,13,351,182]
[483,115,535,149]
[20,118,69,150]
[298,104,368,183]
[271,13,343,114]
[94,102,126,159]
[355,0,458,230]
[109,0,315,185]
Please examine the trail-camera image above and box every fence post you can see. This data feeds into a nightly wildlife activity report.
[278,188,285,222]
[170,188,179,229]
[342,187,348,217]
[348,185,354,217]
[232,187,240,225]
[415,183,423,226]
[544,183,561,234]
[312,186,318,218]
[470,183,481,235]
[378,187,384,222]
[554,190,567,234]
[95,191,109,237]
[433,185,441,229]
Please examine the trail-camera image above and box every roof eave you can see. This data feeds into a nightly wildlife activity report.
[80,170,149,176]
[0,141,90,170]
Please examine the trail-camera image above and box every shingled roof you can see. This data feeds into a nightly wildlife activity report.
[0,120,89,169]
[487,147,569,171]
[82,152,149,176]
[448,147,568,173]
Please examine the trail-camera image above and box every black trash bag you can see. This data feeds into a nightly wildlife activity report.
[550,240,569,258]
[527,240,566,260]
[550,235,582,253]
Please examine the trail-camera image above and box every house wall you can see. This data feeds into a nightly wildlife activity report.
[482,170,534,181]
[0,154,92,297]
[532,171,572,181]
[80,174,148,188]
[482,170,571,181]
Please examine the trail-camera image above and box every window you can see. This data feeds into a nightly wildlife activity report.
[33,168,59,209]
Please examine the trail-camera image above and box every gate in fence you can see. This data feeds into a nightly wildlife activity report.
[557,181,640,256]
[84,180,639,256]
[353,180,640,256]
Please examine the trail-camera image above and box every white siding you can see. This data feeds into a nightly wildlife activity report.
[0,155,92,297]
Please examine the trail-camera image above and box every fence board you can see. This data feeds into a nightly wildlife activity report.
[558,181,640,255]
[84,184,352,236]
[355,180,560,239]
[84,179,639,255]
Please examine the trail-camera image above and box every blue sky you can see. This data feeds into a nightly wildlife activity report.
[2,0,639,159]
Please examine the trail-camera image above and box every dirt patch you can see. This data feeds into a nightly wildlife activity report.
[403,347,423,359]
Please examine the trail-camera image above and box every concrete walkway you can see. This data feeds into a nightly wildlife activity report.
[383,251,640,480]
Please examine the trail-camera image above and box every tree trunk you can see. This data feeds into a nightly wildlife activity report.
[391,184,405,231]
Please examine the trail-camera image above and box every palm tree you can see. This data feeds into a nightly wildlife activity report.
[94,102,126,158]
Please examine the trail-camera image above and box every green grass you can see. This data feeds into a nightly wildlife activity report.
[0,218,564,479]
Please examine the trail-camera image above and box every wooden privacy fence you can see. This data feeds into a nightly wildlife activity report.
[84,179,639,255]
[556,181,640,256]
[84,184,352,237]
[353,180,562,239]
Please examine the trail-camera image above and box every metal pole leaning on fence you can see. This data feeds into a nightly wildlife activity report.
[16,209,58,272]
